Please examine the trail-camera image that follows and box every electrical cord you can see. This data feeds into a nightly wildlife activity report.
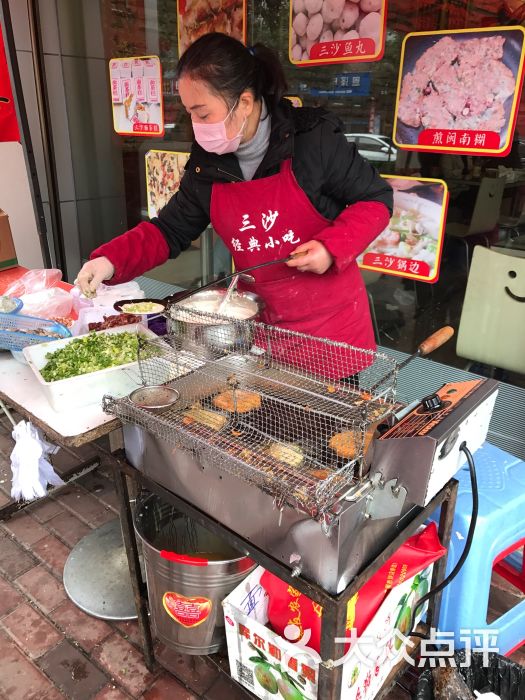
[407,442,479,640]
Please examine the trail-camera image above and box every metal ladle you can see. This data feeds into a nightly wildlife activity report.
[216,273,255,314]
[165,251,305,311]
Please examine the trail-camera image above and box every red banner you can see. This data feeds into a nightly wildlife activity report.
[418,129,500,151]
[309,38,376,61]
[132,123,161,134]
[362,252,431,277]
[0,25,20,142]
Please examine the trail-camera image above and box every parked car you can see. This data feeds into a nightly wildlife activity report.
[345,133,397,163]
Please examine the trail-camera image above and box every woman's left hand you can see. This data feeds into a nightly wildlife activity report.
[286,240,333,274]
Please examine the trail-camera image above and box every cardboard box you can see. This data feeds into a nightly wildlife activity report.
[223,565,432,700]
[0,210,18,271]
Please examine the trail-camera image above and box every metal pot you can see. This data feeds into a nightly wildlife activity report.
[166,289,263,358]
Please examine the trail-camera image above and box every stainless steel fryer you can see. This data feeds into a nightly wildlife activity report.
[104,310,498,593]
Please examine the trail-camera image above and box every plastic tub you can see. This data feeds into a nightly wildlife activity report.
[22,323,157,412]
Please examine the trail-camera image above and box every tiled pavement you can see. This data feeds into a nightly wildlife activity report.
[0,415,523,700]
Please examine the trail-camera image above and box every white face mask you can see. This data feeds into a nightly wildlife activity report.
[192,101,246,155]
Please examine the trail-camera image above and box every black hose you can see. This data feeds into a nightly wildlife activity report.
[407,442,479,640]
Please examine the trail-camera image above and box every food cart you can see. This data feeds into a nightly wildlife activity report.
[0,270,503,698]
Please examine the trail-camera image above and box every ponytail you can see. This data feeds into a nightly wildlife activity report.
[176,33,287,113]
[249,43,288,112]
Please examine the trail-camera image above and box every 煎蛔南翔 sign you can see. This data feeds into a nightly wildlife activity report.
[393,26,525,157]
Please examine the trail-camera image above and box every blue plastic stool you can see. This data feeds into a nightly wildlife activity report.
[431,442,525,655]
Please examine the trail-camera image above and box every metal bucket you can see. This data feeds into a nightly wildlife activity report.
[134,493,256,655]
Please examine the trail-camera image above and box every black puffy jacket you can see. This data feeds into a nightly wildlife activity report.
[152,99,393,258]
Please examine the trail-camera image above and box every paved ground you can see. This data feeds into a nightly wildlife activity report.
[0,414,523,699]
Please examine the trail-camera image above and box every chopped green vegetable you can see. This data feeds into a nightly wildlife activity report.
[41,331,143,382]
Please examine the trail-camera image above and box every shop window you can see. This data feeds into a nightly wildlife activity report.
[61,0,525,388]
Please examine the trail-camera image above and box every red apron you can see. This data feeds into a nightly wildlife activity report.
[210,160,375,373]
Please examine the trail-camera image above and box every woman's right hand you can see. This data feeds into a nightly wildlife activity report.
[75,256,115,298]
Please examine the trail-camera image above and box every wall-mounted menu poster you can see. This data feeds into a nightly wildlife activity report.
[177,0,247,57]
[289,0,387,67]
[357,175,449,283]
[109,56,164,137]
[145,150,190,219]
[393,27,525,156]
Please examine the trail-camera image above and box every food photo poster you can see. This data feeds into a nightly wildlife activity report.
[357,176,449,284]
[177,0,247,56]
[289,0,387,66]
[393,26,525,156]
[145,150,190,219]
[109,56,164,137]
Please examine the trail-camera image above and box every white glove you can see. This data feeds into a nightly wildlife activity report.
[75,257,115,298]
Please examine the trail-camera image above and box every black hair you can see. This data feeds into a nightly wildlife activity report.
[176,32,287,113]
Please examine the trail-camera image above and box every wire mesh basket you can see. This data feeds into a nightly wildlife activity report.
[104,308,399,517]
[0,313,71,352]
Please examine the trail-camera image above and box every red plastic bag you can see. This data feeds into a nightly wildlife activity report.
[5,269,62,297]
[260,522,446,653]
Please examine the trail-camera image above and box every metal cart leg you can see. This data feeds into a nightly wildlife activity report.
[0,398,17,428]
[318,597,348,699]
[427,479,458,630]
[112,466,156,672]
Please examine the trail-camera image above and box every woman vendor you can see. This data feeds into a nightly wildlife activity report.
[76,32,393,352]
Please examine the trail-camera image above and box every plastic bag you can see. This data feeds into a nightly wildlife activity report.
[19,288,73,318]
[416,650,525,700]
[91,281,144,307]
[10,421,64,501]
[260,522,446,653]
[5,268,73,318]
[5,269,62,297]
[70,281,144,314]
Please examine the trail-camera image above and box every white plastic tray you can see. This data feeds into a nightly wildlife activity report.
[23,324,156,412]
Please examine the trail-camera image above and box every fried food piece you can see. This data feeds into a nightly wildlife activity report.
[329,428,374,460]
[213,389,261,413]
[310,468,329,480]
[182,406,227,432]
[268,442,304,468]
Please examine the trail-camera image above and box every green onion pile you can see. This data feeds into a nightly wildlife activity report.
[41,331,143,382]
